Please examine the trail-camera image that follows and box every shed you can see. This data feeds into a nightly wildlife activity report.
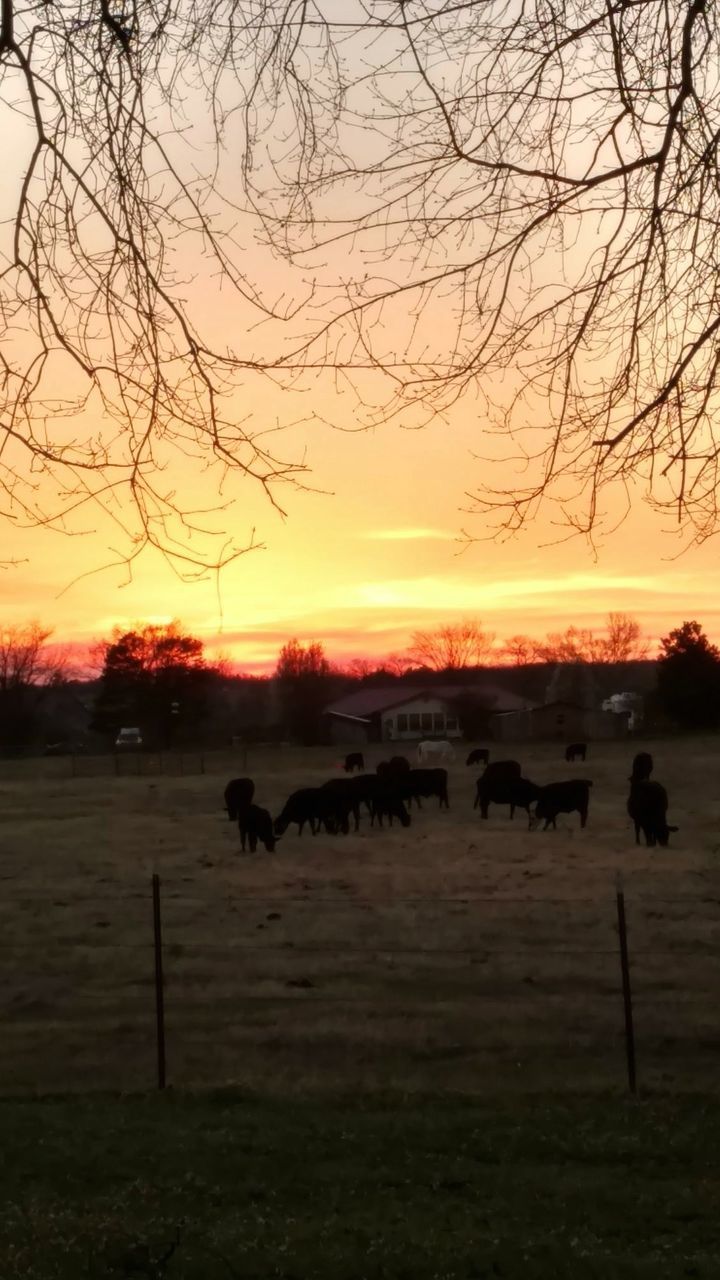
[490,700,629,743]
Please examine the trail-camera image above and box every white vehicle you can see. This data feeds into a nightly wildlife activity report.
[115,727,143,749]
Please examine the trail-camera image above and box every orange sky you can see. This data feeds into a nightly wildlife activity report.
[3,37,720,671]
[4,403,720,675]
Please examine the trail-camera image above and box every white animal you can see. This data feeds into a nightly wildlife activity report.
[417,739,455,763]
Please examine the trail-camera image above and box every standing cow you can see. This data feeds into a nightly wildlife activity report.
[224,777,255,821]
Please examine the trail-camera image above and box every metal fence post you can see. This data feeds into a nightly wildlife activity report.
[152,873,167,1090]
[616,878,637,1095]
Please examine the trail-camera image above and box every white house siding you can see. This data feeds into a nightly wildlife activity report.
[380,696,462,742]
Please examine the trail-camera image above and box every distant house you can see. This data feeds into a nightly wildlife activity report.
[490,699,629,743]
[324,684,535,745]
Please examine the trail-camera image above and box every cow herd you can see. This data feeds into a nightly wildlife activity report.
[224,743,678,853]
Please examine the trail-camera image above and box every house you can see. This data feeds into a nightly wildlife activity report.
[490,699,629,743]
[324,683,535,745]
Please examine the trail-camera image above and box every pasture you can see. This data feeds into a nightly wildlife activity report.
[2,737,720,1097]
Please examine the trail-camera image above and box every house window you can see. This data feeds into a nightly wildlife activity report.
[385,717,394,728]
[421,712,433,732]
[397,714,408,732]
[409,713,420,731]
[446,717,458,731]
[433,713,445,732]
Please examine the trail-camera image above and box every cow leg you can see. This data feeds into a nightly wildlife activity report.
[580,807,588,828]
[249,834,257,852]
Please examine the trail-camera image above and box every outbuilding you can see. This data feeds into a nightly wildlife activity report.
[490,699,629,743]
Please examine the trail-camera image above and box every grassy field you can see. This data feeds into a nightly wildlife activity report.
[2,737,720,1096]
[4,1090,720,1278]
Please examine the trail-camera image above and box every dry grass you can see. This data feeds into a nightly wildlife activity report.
[2,737,720,1096]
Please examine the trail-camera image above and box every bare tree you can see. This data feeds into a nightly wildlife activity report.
[503,635,540,667]
[407,619,495,670]
[0,622,64,688]
[522,612,647,664]
[0,0,311,576]
[9,0,720,570]
[238,0,720,543]
[0,621,68,749]
[597,612,649,663]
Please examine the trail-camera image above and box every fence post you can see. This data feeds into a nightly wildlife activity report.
[615,878,637,1095]
[152,873,167,1090]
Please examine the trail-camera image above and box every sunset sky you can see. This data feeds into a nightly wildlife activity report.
[3,6,720,674]
[5,402,720,675]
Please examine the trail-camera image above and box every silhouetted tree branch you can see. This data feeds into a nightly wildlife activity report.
[238,0,720,542]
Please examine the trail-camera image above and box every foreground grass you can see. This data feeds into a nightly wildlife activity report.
[2,1091,720,1278]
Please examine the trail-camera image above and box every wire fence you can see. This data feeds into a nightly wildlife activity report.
[2,876,719,1097]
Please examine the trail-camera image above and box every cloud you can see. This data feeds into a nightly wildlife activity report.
[350,572,661,611]
[361,527,457,542]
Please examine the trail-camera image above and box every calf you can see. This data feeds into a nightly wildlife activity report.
[224,777,255,821]
[627,778,677,847]
[564,742,587,763]
[466,747,490,767]
[474,760,522,818]
[532,779,593,830]
[238,804,277,853]
[630,751,653,782]
[343,751,365,773]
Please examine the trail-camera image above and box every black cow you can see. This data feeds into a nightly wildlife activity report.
[343,752,365,773]
[630,751,653,782]
[322,777,363,832]
[402,767,449,809]
[224,777,255,821]
[627,779,678,847]
[466,747,490,767]
[369,784,411,828]
[238,804,277,853]
[474,760,522,818]
[532,779,593,830]
[565,742,587,763]
[274,788,340,837]
[508,778,542,821]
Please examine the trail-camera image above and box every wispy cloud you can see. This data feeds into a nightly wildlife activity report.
[361,527,457,542]
[351,572,662,611]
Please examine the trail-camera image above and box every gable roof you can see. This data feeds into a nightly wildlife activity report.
[325,684,535,718]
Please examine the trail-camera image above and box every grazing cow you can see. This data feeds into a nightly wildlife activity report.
[274,788,341,837]
[370,784,412,828]
[238,804,277,853]
[224,777,255,821]
[322,777,364,832]
[627,778,678,847]
[402,767,449,809]
[565,742,587,763]
[343,751,365,773]
[466,747,490,767]
[630,751,653,782]
[417,739,455,763]
[474,760,522,818]
[532,779,593,830]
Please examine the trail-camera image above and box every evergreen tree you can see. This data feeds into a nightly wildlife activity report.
[657,621,720,730]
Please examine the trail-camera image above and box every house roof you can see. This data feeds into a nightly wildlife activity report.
[325,684,535,718]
